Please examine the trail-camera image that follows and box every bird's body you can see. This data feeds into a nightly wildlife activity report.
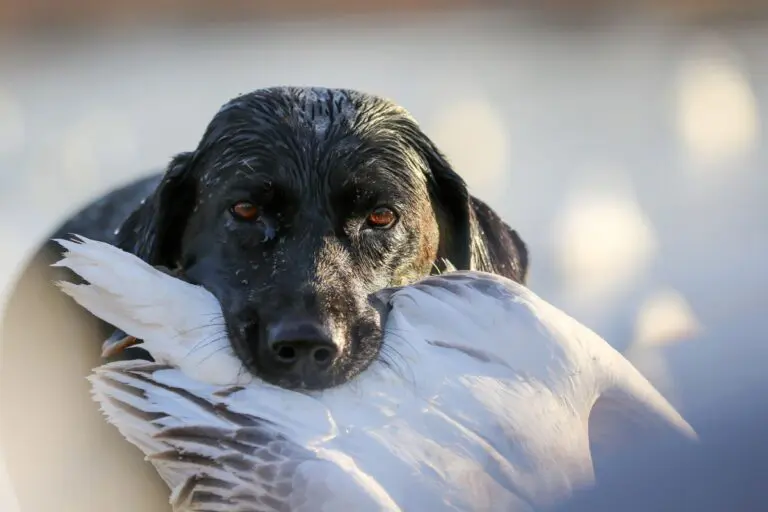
[55,236,695,512]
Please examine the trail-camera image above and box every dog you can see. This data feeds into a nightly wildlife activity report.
[44,86,529,390]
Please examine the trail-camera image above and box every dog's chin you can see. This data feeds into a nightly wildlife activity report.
[227,329,384,392]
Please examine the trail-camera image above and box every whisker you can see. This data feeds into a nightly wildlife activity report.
[185,334,230,359]
[169,321,227,341]
[378,331,416,386]
[380,326,412,336]
[194,345,234,367]
[169,323,227,350]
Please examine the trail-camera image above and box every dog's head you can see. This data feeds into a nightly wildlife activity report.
[116,87,528,390]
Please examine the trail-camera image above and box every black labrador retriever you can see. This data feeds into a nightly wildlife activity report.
[39,86,528,390]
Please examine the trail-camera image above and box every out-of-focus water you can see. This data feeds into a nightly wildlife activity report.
[0,9,766,424]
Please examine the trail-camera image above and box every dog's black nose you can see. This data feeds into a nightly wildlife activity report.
[265,320,339,373]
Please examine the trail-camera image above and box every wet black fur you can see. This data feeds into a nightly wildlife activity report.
[43,87,528,389]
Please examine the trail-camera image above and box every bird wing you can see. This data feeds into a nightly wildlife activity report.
[386,270,695,441]
[54,236,249,386]
[372,270,696,506]
[89,360,400,512]
[53,236,220,352]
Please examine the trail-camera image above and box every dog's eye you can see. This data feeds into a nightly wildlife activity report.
[365,207,397,229]
[230,201,260,221]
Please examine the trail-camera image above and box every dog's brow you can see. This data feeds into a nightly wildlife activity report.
[233,168,264,183]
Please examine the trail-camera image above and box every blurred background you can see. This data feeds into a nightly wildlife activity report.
[0,1,767,510]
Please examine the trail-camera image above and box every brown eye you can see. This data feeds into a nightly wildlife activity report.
[230,201,259,220]
[366,207,397,229]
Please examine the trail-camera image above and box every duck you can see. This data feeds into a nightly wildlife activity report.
[53,235,696,512]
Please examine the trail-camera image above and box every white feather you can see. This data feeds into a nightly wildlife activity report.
[54,236,250,386]
[54,236,696,511]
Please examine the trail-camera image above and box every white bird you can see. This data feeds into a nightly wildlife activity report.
[54,235,696,512]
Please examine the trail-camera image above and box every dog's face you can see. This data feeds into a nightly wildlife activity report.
[117,87,528,390]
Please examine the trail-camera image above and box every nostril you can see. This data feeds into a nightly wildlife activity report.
[266,319,339,369]
[269,340,337,367]
[273,344,298,363]
[311,346,336,365]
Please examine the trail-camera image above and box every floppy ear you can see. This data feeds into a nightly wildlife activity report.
[114,151,196,268]
[417,137,530,284]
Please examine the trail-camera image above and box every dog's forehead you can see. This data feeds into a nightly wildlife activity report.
[214,86,416,136]
[195,87,425,190]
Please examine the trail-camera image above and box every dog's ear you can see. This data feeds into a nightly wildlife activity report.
[115,151,195,267]
[417,136,530,283]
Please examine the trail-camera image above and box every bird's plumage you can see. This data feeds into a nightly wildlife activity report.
[55,235,695,512]
[54,236,247,386]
